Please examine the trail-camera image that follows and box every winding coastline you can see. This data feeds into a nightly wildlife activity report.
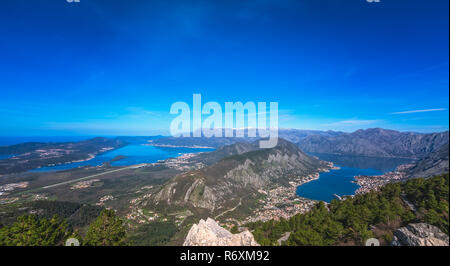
[143,143,215,149]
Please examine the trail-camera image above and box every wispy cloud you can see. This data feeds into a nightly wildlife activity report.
[390,108,447,114]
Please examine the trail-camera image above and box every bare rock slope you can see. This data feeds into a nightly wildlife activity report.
[406,142,449,178]
[391,223,449,246]
[183,218,260,246]
[151,139,325,213]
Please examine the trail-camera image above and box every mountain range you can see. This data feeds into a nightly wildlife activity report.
[297,128,449,159]
[148,129,344,148]
[150,128,449,159]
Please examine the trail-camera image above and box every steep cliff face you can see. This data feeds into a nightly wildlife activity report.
[406,143,449,178]
[298,128,449,159]
[391,223,449,246]
[152,139,325,213]
[183,218,260,246]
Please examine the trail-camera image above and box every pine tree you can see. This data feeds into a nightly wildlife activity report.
[0,215,68,246]
[84,209,127,246]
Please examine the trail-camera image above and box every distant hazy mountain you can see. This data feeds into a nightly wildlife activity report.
[297,128,449,159]
[149,135,252,148]
[278,129,344,143]
[149,129,343,148]
[406,143,449,178]
[150,139,325,214]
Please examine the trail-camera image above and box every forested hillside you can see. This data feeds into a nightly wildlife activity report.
[246,174,449,246]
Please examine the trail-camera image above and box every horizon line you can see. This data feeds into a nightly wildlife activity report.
[0,126,448,138]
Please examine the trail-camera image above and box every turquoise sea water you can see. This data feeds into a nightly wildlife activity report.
[0,155,14,160]
[0,136,212,172]
[296,153,412,202]
[30,144,214,172]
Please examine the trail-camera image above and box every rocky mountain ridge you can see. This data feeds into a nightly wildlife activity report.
[150,139,326,215]
[298,128,449,159]
[406,142,449,178]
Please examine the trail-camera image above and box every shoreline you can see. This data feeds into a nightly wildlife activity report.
[143,143,215,149]
[353,163,414,194]
[26,146,119,171]
[31,154,97,170]
[30,145,209,173]
[238,161,338,225]
[295,161,340,189]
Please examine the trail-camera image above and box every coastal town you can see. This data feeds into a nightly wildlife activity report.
[354,163,416,194]
[236,162,339,226]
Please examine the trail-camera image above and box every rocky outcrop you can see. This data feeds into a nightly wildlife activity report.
[391,223,449,246]
[183,218,260,246]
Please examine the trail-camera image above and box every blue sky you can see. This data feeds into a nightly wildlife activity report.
[0,0,448,136]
